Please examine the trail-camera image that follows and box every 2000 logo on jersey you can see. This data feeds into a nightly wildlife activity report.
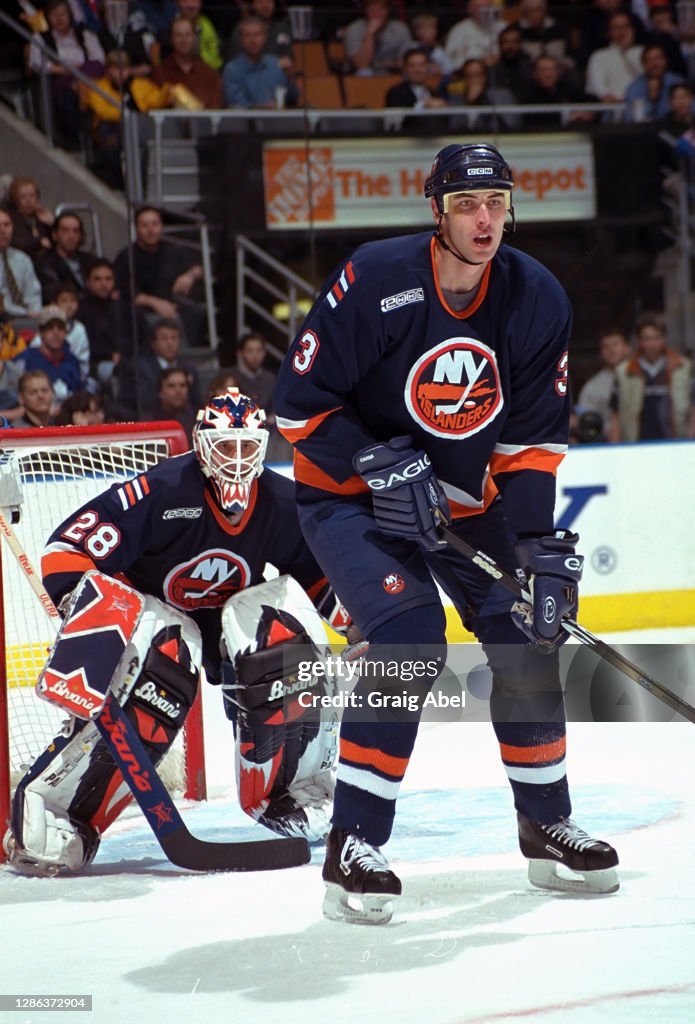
[405,337,503,439]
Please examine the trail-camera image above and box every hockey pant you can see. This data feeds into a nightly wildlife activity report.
[298,497,570,847]
[221,575,339,842]
[5,573,202,875]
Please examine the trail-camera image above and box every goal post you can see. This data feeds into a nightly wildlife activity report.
[0,422,208,856]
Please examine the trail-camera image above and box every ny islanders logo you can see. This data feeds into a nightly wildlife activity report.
[405,337,503,438]
[163,549,251,611]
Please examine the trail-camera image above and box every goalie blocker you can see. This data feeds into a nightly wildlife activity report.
[4,571,203,876]
[221,576,340,842]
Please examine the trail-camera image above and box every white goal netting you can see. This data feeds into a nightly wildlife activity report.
[1,430,194,797]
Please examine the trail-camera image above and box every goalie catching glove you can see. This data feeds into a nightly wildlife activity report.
[353,436,450,552]
[512,531,583,651]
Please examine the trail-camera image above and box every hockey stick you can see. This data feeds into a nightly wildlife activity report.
[0,507,310,871]
[439,523,695,725]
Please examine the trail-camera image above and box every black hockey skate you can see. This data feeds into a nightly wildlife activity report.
[322,828,402,925]
[518,813,619,894]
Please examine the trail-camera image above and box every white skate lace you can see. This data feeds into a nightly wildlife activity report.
[541,818,602,852]
[340,835,389,874]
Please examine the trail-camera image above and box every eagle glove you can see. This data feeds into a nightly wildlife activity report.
[512,530,583,651]
[353,436,449,552]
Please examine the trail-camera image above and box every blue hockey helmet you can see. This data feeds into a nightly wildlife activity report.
[424,143,514,215]
[193,388,268,515]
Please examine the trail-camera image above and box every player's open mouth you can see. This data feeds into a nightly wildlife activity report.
[473,234,492,245]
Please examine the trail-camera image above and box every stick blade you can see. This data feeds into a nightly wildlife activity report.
[159,828,311,872]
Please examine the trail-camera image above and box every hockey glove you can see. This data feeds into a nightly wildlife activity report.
[353,436,450,552]
[511,531,583,651]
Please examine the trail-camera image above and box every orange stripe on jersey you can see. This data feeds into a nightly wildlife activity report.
[41,548,96,579]
[490,447,565,477]
[345,261,355,284]
[139,475,150,495]
[340,738,410,779]
[125,482,136,506]
[333,282,344,300]
[499,736,566,765]
[448,475,500,521]
[278,406,341,443]
[293,451,369,496]
[431,236,491,319]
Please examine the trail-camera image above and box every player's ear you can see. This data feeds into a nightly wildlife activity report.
[430,197,440,222]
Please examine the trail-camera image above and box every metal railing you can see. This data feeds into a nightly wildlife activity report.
[235,234,316,358]
[0,8,219,349]
[154,212,220,351]
[142,103,627,208]
[0,9,120,149]
[659,131,695,354]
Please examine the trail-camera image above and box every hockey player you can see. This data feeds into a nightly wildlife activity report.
[274,143,619,924]
[4,389,346,876]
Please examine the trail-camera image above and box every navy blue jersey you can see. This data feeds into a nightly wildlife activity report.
[274,232,571,535]
[42,453,326,674]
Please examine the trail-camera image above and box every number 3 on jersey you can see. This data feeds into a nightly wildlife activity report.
[293,329,320,374]
[62,511,121,559]
[555,351,568,396]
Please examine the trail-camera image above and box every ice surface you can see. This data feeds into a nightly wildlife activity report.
[2,629,694,1024]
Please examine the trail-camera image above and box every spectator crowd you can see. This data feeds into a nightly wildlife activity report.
[3,2,695,448]
[0,173,293,450]
[7,0,695,177]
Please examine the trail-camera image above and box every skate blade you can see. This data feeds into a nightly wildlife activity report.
[528,859,619,895]
[322,883,398,925]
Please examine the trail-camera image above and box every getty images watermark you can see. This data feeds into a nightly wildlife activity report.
[296,653,464,713]
[280,643,695,723]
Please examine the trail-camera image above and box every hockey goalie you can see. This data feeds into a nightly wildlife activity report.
[3,389,351,876]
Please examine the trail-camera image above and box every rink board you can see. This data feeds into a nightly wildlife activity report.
[8,442,691,670]
[553,440,695,632]
[271,439,695,637]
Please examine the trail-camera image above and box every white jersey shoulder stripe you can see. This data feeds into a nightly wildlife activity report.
[276,414,311,431]
[44,540,84,556]
[493,443,567,456]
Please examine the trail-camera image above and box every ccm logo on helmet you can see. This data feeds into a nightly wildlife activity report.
[467,167,494,176]
[365,455,431,490]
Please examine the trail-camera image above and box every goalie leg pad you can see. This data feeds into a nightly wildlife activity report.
[5,594,202,874]
[222,576,339,841]
[3,786,100,878]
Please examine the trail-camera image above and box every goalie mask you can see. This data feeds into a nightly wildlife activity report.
[193,388,269,514]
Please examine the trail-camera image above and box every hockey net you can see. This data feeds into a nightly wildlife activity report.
[0,423,207,849]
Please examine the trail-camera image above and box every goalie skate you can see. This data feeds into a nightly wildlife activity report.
[518,813,619,894]
[322,828,401,925]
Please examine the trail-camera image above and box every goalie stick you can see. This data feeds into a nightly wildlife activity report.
[0,506,310,871]
[438,523,695,725]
